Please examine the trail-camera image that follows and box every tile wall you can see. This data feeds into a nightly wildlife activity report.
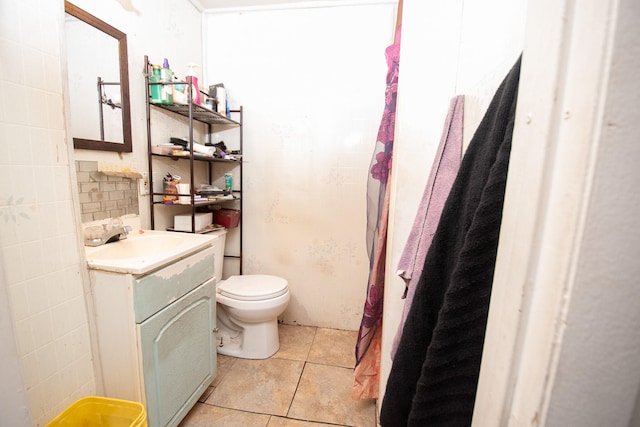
[0,0,96,425]
[1,0,207,423]
[75,161,139,223]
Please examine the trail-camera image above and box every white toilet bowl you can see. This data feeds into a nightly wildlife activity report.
[210,229,290,359]
[215,274,290,359]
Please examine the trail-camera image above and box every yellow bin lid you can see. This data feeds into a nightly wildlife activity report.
[46,396,147,427]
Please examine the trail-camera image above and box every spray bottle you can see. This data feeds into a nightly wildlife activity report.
[186,64,201,105]
[160,58,173,105]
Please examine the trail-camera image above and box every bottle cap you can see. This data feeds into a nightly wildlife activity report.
[163,58,170,68]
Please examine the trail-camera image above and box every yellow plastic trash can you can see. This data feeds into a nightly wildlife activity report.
[46,396,147,427]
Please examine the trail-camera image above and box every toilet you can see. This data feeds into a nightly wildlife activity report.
[211,229,290,359]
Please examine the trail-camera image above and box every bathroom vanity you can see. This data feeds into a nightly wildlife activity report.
[85,231,217,427]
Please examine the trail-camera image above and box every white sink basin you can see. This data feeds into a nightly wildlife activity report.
[85,230,216,275]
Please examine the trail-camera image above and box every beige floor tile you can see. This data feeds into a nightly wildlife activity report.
[212,354,237,387]
[307,328,357,368]
[179,403,270,427]
[274,324,316,361]
[268,416,343,427]
[207,358,305,416]
[287,363,376,427]
[199,354,237,403]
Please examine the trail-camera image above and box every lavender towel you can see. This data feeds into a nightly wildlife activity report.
[391,95,464,359]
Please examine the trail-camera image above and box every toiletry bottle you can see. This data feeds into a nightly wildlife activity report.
[214,84,226,116]
[186,64,201,105]
[150,64,162,104]
[173,75,187,105]
[224,173,233,193]
[210,84,222,113]
[160,58,173,105]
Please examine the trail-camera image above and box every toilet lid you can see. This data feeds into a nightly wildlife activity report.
[217,275,288,301]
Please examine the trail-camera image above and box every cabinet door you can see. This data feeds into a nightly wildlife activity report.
[139,278,216,427]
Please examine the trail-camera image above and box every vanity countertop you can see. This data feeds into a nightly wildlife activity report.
[84,229,216,275]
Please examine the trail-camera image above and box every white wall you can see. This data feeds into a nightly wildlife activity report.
[475,0,640,424]
[0,1,95,424]
[540,2,640,422]
[380,0,526,405]
[0,0,203,424]
[0,254,31,426]
[202,2,397,330]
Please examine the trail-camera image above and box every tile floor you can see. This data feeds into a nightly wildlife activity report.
[179,324,378,427]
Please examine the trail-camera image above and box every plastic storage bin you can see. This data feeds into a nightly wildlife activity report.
[174,212,213,232]
[46,396,147,427]
[214,208,240,228]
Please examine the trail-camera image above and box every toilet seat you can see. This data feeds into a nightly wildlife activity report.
[217,274,288,301]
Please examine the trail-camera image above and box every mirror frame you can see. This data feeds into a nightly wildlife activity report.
[65,1,133,153]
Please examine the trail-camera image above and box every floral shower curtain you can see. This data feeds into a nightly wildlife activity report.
[352,25,401,401]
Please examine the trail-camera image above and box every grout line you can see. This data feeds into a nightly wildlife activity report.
[306,326,318,360]
[284,360,307,418]
[202,401,284,418]
[190,326,373,426]
[281,413,355,427]
[283,325,317,418]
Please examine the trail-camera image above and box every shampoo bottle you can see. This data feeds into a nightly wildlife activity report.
[186,64,201,105]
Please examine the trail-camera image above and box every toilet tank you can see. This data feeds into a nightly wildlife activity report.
[210,229,227,283]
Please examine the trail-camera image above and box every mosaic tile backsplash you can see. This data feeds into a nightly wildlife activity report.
[76,161,139,222]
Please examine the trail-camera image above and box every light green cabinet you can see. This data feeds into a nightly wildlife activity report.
[89,246,216,427]
[140,278,215,426]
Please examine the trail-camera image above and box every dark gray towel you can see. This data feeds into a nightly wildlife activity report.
[380,56,521,427]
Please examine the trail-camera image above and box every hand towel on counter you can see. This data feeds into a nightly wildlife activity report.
[380,55,521,427]
[391,94,464,360]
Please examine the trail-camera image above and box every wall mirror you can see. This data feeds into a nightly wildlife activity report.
[64,1,132,152]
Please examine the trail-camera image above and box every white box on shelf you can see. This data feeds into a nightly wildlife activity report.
[174,212,212,232]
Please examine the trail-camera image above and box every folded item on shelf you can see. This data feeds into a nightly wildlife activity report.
[171,150,191,157]
[199,189,229,196]
[192,141,214,156]
[152,144,183,155]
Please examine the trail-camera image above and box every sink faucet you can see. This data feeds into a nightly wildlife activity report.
[84,218,133,247]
